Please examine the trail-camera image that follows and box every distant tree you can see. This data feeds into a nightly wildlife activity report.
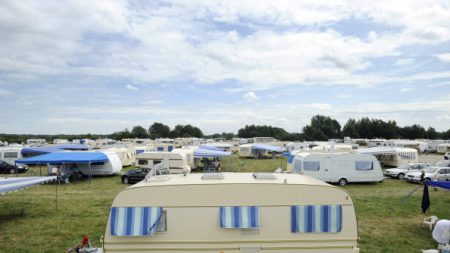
[342,119,359,138]
[426,127,438,139]
[309,115,341,139]
[302,125,327,141]
[169,124,203,138]
[148,122,171,139]
[131,126,149,138]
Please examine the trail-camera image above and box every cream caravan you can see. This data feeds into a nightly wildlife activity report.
[135,152,191,174]
[288,153,383,186]
[102,172,359,253]
[437,143,450,154]
[379,148,418,167]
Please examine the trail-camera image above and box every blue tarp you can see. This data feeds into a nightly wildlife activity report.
[251,144,284,152]
[21,147,63,156]
[427,181,450,190]
[0,176,57,195]
[16,151,108,164]
[54,144,90,150]
[194,148,231,158]
[200,145,225,151]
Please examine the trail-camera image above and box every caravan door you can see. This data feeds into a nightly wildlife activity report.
[320,157,332,182]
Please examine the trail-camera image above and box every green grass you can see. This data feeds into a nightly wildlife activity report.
[1,156,449,252]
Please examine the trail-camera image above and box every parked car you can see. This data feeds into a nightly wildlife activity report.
[405,166,450,183]
[444,152,450,160]
[0,160,27,174]
[384,163,430,179]
[121,168,151,184]
[435,160,450,167]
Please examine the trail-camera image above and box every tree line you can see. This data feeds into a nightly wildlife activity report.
[1,116,450,144]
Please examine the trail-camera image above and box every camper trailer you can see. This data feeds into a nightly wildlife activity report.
[437,143,450,154]
[379,148,419,167]
[74,151,122,176]
[0,147,23,165]
[102,172,359,253]
[238,144,283,158]
[171,148,195,169]
[135,152,191,174]
[106,147,136,167]
[288,152,384,185]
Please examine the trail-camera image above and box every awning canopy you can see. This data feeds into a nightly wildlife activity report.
[21,147,62,156]
[54,144,90,150]
[251,144,284,152]
[356,147,397,155]
[16,151,108,165]
[0,176,56,195]
[199,145,225,151]
[194,148,231,158]
[427,181,450,190]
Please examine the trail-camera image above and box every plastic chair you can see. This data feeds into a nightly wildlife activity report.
[423,216,439,230]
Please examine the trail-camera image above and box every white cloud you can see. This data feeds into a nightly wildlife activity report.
[435,53,450,63]
[125,84,139,91]
[400,88,412,92]
[243,91,258,101]
[394,58,415,66]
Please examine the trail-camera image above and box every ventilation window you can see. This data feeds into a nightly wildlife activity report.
[253,173,277,180]
[202,173,224,180]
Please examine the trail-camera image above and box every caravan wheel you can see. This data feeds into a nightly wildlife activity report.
[338,178,347,186]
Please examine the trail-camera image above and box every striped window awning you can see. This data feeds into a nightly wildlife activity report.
[220,206,260,229]
[303,161,320,171]
[355,161,373,170]
[291,205,342,233]
[110,207,163,236]
[399,152,415,159]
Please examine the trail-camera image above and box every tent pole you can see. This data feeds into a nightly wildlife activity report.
[21,190,24,215]
[228,156,231,172]
[89,162,92,186]
[55,179,58,211]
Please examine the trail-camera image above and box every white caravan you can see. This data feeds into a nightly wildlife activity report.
[135,152,191,174]
[288,152,384,185]
[437,143,450,154]
[171,148,195,168]
[105,147,136,167]
[0,147,23,165]
[379,148,418,167]
[74,151,122,176]
[102,172,359,253]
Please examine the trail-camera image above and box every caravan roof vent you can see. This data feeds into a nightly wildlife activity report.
[253,173,277,180]
[202,173,224,180]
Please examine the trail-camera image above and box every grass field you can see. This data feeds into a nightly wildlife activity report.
[1,156,449,252]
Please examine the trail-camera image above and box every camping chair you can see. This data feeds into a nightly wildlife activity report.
[423,216,439,230]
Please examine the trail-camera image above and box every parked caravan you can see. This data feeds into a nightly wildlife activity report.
[288,152,384,185]
[437,143,450,154]
[106,147,136,167]
[102,172,359,253]
[379,148,419,167]
[135,152,191,174]
[0,147,23,165]
[76,151,122,176]
[171,148,195,168]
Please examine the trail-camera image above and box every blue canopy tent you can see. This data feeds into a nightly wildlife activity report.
[194,148,232,172]
[427,181,450,190]
[16,152,109,184]
[251,144,285,153]
[199,145,225,151]
[21,147,63,157]
[54,144,90,150]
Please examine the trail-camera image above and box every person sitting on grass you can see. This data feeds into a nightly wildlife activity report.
[67,235,91,253]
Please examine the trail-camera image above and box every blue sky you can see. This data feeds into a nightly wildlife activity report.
[0,1,450,134]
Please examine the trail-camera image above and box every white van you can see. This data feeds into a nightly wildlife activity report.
[102,172,359,253]
[135,152,191,174]
[288,152,384,185]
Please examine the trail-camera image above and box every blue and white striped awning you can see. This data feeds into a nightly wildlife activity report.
[220,206,260,229]
[398,152,416,159]
[0,176,57,195]
[355,161,373,170]
[291,205,342,233]
[110,207,163,236]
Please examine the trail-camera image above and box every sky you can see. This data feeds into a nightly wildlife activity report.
[1,0,450,135]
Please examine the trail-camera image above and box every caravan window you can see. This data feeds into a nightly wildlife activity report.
[220,206,260,229]
[291,205,342,233]
[303,161,320,171]
[355,161,373,171]
[3,152,18,158]
[138,160,148,165]
[153,160,162,165]
[110,207,165,236]
[399,152,416,160]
